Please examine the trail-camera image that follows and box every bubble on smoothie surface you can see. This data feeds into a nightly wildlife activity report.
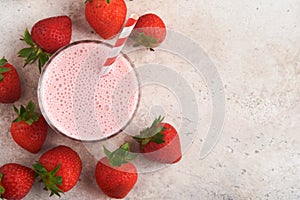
[40,42,139,141]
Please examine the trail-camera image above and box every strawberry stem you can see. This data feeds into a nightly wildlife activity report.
[18,28,50,73]
[133,116,167,148]
[131,31,160,49]
[33,162,64,197]
[104,142,137,167]
[0,57,8,67]
[13,101,40,125]
[0,68,10,74]
[0,173,5,197]
[0,57,10,82]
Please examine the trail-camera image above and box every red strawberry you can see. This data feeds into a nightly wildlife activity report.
[31,16,72,54]
[134,116,182,164]
[0,57,21,103]
[95,142,138,199]
[18,16,72,72]
[0,163,35,200]
[10,101,47,153]
[33,145,82,197]
[131,13,166,49]
[85,0,127,39]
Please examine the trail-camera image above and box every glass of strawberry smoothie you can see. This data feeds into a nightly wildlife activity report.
[38,40,139,141]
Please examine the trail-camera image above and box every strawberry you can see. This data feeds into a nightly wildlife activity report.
[10,101,47,154]
[95,142,138,199]
[0,57,21,104]
[131,13,166,49]
[18,16,72,72]
[0,163,35,200]
[133,116,182,164]
[85,0,127,39]
[33,145,82,197]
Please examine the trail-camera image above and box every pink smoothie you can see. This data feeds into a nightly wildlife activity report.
[38,41,139,141]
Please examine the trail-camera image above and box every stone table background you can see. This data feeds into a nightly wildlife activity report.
[0,0,300,199]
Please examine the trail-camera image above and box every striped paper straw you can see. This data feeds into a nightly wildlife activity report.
[100,14,139,76]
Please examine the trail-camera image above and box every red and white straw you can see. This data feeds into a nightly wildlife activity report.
[100,14,139,76]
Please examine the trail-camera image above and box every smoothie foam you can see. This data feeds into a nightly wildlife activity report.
[38,41,139,141]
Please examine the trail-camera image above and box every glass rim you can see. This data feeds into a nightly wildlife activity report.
[37,39,140,142]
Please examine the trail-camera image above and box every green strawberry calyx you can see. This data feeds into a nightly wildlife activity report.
[13,101,40,125]
[131,31,160,50]
[18,28,51,73]
[33,162,64,197]
[0,57,11,82]
[104,142,137,167]
[0,173,5,197]
[133,116,167,149]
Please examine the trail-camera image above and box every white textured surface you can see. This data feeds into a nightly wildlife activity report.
[0,0,300,199]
